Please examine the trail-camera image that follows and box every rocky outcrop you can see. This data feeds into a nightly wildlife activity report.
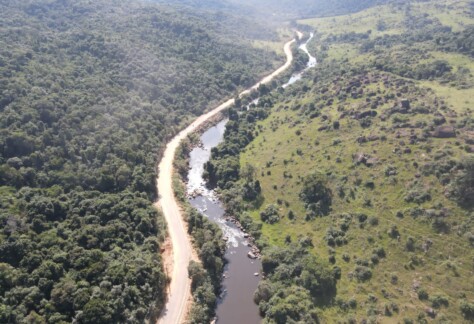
[353,152,378,167]
[432,125,456,138]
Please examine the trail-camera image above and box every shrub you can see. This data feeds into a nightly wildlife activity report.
[348,298,357,309]
[359,117,372,128]
[370,254,380,265]
[288,210,295,220]
[367,294,377,303]
[329,255,336,264]
[373,247,386,258]
[354,266,372,282]
[325,227,348,246]
[431,295,449,308]
[365,181,375,189]
[406,237,416,251]
[460,301,474,320]
[390,274,398,284]
[418,288,429,300]
[432,217,450,233]
[260,204,280,224]
[384,165,398,177]
[342,254,351,262]
[357,213,368,223]
[467,232,474,247]
[299,171,333,216]
[388,225,400,238]
[390,302,399,313]
[450,157,474,208]
[368,217,379,226]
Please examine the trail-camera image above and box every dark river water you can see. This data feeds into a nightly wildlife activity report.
[186,33,316,324]
[187,121,262,324]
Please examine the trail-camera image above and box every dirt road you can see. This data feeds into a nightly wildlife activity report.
[156,36,296,324]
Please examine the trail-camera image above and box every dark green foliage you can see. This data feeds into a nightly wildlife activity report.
[354,266,372,282]
[81,299,112,324]
[299,172,333,217]
[0,0,279,322]
[460,300,474,320]
[293,49,310,71]
[260,204,281,224]
[258,244,337,322]
[0,189,166,323]
[325,227,348,247]
[431,295,449,308]
[262,285,320,324]
[174,145,226,323]
[388,225,400,238]
[450,157,474,208]
[406,237,416,252]
[205,108,270,189]
[185,207,225,323]
[404,187,432,204]
[418,288,429,300]
[186,209,225,283]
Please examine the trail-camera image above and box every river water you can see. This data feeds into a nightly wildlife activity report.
[283,32,317,88]
[186,32,316,324]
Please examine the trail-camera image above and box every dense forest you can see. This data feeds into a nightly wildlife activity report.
[0,0,281,322]
[206,0,474,322]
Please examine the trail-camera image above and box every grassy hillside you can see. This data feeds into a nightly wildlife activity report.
[226,0,390,20]
[207,0,474,322]
[0,0,282,322]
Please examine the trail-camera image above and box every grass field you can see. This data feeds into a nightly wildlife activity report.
[301,4,405,39]
[236,1,474,322]
[252,27,296,57]
[301,0,474,37]
[241,80,473,322]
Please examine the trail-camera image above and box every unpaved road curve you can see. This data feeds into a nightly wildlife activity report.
[156,36,296,324]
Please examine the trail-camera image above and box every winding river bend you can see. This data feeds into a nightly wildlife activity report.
[284,32,317,88]
[157,37,296,324]
[185,33,317,323]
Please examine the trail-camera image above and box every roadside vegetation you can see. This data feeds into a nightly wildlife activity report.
[207,0,474,322]
[173,134,227,323]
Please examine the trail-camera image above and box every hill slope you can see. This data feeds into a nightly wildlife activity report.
[207,0,474,322]
[0,0,281,322]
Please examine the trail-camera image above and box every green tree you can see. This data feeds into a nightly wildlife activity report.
[81,299,112,324]
[451,157,474,208]
[299,171,332,216]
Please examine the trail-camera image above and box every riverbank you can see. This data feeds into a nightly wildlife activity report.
[156,35,298,324]
[184,120,263,323]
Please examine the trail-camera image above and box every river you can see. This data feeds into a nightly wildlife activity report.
[283,32,317,88]
[185,32,316,324]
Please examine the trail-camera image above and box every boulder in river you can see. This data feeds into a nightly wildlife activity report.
[247,251,257,259]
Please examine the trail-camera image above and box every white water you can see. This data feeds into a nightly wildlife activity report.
[283,32,317,88]
[185,32,318,323]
